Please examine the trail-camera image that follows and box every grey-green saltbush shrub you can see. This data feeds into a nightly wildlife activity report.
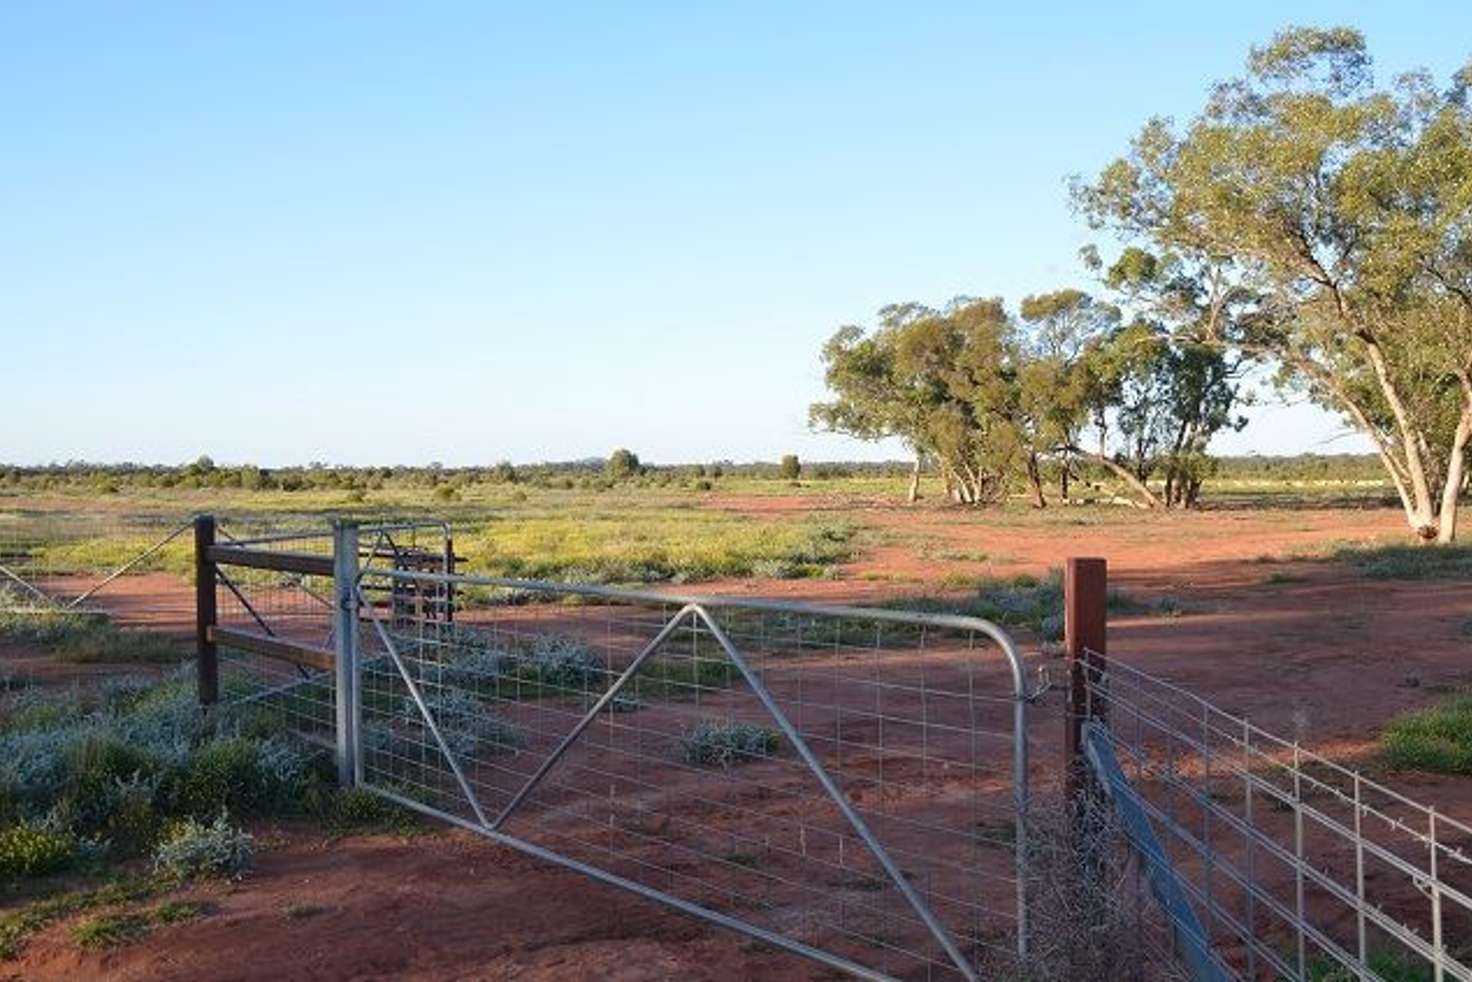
[152,813,253,879]
[398,689,523,758]
[680,720,780,768]
[526,635,601,689]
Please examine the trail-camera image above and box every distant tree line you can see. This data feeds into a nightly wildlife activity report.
[811,26,1472,540]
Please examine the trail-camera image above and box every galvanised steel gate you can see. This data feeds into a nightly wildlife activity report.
[308,524,1040,981]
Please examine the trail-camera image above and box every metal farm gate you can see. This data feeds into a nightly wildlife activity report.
[199,519,1041,981]
[191,519,1472,980]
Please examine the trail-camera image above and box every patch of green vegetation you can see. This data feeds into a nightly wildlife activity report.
[883,569,1178,638]
[283,902,328,919]
[152,899,208,924]
[71,909,152,949]
[1380,694,1472,774]
[152,814,254,879]
[0,607,185,664]
[316,787,418,836]
[1304,948,1432,981]
[456,514,858,584]
[679,720,780,768]
[1261,570,1309,586]
[1333,543,1472,581]
[0,873,164,959]
[0,823,78,879]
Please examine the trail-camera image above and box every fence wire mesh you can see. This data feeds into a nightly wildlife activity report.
[1082,655,1472,982]
[0,508,196,622]
[211,520,453,750]
[355,567,1037,981]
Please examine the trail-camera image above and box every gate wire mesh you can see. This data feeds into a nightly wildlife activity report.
[0,508,196,623]
[1081,655,1472,981]
[211,521,451,749]
[355,567,1037,981]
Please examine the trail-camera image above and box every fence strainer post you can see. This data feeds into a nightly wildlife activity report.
[333,520,360,787]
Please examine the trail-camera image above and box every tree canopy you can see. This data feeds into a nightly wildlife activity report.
[1074,25,1472,541]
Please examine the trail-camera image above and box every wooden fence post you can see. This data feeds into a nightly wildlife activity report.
[1065,557,1108,800]
[194,514,218,707]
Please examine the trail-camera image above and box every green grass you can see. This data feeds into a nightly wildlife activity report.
[1333,543,1472,581]
[1304,948,1432,981]
[0,873,166,959]
[70,909,152,949]
[0,606,186,664]
[883,569,1177,639]
[1380,694,1472,774]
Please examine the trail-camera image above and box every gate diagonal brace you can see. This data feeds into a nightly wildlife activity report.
[359,589,491,828]
[1083,720,1230,982]
[490,602,981,982]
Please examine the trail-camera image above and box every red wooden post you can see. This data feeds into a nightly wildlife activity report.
[1064,557,1108,799]
[194,514,219,706]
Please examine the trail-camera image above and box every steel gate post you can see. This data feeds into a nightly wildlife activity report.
[333,520,361,787]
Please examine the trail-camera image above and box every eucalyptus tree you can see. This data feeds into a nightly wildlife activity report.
[1075,26,1472,541]
[810,298,1019,505]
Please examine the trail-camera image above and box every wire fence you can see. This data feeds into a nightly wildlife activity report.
[1081,655,1472,982]
[354,567,1040,981]
[210,520,454,751]
[0,508,197,623]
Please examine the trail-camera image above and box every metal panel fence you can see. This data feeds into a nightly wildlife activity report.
[1079,654,1472,981]
[352,565,1039,981]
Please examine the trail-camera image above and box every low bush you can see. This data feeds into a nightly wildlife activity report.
[679,720,780,768]
[152,813,254,879]
[1380,695,1472,774]
[0,823,77,879]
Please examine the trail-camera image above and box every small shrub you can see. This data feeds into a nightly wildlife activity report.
[317,786,415,834]
[680,720,780,768]
[0,823,77,878]
[525,635,601,689]
[172,736,307,818]
[152,813,254,879]
[400,690,523,758]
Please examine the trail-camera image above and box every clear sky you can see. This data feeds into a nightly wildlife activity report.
[5,2,1469,466]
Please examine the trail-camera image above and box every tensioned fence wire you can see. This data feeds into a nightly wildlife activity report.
[354,567,1040,981]
[1081,654,1472,981]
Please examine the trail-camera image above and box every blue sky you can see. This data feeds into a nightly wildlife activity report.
[4,2,1468,466]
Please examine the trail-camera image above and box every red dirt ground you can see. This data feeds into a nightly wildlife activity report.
[5,502,1471,980]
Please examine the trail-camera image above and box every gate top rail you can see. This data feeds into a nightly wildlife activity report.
[373,566,1030,699]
